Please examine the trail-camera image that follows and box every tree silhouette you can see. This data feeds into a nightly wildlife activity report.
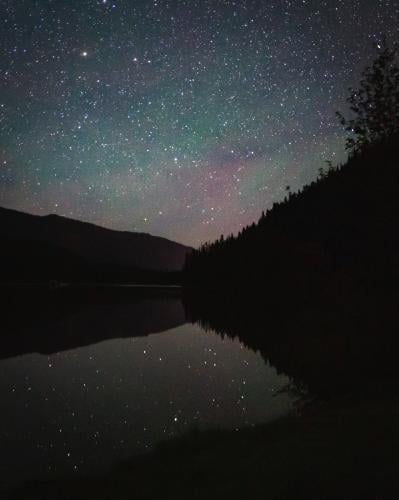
[337,40,399,154]
[184,40,399,292]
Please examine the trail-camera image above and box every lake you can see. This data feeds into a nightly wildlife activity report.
[0,291,294,484]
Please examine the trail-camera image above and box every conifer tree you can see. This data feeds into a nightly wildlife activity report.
[337,41,399,153]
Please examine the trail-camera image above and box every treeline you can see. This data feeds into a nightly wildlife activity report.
[184,41,399,295]
[184,136,399,297]
[182,137,399,395]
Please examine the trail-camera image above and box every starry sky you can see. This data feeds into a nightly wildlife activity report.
[0,1,398,246]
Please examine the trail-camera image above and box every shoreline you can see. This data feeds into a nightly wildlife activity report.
[6,394,399,499]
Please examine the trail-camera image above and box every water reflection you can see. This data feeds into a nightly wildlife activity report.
[1,286,186,359]
[0,291,293,483]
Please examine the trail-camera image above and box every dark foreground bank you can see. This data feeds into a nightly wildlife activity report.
[5,393,399,500]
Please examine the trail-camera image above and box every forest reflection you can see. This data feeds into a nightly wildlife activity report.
[183,288,399,398]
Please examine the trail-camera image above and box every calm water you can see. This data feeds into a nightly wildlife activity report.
[0,295,293,483]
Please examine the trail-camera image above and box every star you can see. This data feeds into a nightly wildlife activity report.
[0,0,396,247]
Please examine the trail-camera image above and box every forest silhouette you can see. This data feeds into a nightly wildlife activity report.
[182,42,399,398]
[184,43,399,300]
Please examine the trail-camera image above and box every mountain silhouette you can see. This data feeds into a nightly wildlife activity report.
[183,137,399,396]
[0,207,191,282]
[184,136,399,294]
[2,285,186,359]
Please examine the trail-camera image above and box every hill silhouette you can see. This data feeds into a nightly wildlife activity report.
[183,44,399,397]
[182,137,399,398]
[184,136,399,296]
[0,207,191,283]
[185,41,399,292]
[1,284,185,360]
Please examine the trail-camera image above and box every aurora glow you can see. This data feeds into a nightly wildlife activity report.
[0,0,398,246]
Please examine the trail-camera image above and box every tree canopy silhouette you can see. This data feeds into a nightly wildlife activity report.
[337,40,399,154]
[184,39,399,297]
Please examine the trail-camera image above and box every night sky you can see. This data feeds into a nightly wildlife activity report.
[0,1,397,246]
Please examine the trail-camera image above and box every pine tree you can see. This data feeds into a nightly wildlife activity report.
[337,40,399,154]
